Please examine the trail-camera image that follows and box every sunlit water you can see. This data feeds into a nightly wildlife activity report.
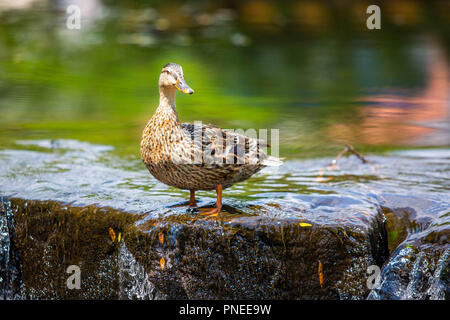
[0,139,448,234]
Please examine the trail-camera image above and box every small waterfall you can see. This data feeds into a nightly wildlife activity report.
[0,198,23,299]
[118,243,165,300]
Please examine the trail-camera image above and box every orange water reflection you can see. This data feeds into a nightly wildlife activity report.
[331,41,449,146]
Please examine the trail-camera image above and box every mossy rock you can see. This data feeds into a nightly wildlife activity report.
[0,196,389,299]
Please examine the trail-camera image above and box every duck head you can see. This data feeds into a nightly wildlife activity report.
[159,63,194,95]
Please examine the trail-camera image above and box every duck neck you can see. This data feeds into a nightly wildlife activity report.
[157,87,179,123]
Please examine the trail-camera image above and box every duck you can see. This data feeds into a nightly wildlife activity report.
[140,63,282,215]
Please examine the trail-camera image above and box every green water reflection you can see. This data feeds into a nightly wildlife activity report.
[0,0,449,159]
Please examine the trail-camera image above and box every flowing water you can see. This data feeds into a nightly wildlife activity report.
[0,138,448,232]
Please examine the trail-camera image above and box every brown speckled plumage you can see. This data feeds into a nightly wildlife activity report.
[140,63,282,212]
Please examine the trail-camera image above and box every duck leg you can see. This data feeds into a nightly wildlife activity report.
[199,184,222,216]
[170,190,197,208]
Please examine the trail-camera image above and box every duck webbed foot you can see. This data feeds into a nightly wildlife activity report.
[170,190,197,208]
[198,184,222,217]
[198,206,221,216]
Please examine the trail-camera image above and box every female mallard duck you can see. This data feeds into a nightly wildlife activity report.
[140,63,282,215]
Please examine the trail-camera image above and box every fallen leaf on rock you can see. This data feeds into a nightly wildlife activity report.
[108,227,116,242]
[160,257,166,270]
[299,222,312,227]
[318,260,324,288]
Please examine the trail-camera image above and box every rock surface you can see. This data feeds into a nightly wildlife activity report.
[1,197,387,299]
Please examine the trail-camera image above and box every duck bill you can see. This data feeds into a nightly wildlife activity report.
[175,78,194,94]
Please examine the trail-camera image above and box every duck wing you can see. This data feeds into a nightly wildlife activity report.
[179,123,281,166]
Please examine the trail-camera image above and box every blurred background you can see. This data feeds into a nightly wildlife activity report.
[0,0,449,159]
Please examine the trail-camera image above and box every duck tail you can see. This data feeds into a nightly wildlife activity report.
[262,156,284,166]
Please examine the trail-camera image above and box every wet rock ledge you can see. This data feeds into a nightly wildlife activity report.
[368,197,449,300]
[0,196,388,299]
